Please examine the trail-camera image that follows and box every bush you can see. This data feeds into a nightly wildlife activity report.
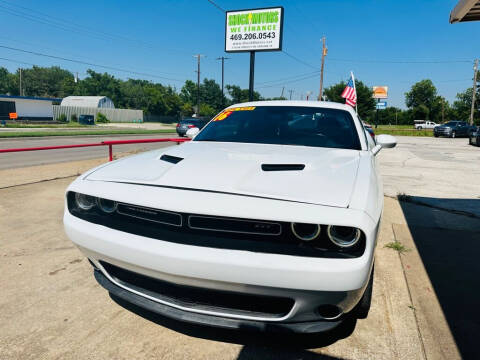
[70,114,78,122]
[57,114,67,122]
[96,113,110,123]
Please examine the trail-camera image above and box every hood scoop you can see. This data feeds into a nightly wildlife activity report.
[261,164,305,171]
[160,154,183,164]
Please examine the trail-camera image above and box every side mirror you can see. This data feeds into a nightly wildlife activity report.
[372,134,396,155]
[186,127,199,139]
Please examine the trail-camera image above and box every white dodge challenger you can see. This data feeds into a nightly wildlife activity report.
[64,101,396,333]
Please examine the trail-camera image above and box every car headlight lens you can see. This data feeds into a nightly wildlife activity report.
[291,223,321,241]
[75,193,96,210]
[97,198,118,213]
[327,225,361,248]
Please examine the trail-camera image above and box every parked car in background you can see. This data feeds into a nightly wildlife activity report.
[414,120,438,130]
[434,121,475,138]
[176,118,209,137]
[64,101,397,334]
[469,126,480,146]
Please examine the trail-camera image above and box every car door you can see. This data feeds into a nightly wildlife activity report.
[458,122,467,136]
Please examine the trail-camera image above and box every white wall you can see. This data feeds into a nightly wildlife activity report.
[15,99,53,117]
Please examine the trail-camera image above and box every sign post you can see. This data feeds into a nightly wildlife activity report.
[372,86,388,128]
[225,7,284,101]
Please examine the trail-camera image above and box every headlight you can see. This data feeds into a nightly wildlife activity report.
[75,193,96,210]
[327,225,361,248]
[97,198,117,213]
[291,223,321,241]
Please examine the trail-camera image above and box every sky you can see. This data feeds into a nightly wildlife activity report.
[0,0,478,109]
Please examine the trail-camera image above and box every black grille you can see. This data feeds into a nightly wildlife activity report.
[188,215,281,235]
[100,261,294,318]
[67,192,365,258]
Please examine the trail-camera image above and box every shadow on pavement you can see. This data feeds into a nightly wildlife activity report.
[399,198,480,360]
[110,294,355,358]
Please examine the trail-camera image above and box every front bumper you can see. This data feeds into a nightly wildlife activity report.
[65,210,373,326]
[94,269,346,333]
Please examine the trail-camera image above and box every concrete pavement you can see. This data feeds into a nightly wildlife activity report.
[378,136,480,217]
[0,174,426,360]
[1,136,478,359]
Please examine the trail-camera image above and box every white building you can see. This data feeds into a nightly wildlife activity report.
[60,96,115,109]
[0,95,61,120]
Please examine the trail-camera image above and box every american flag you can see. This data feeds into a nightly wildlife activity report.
[341,74,357,107]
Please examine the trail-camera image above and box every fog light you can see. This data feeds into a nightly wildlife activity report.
[97,198,117,213]
[317,305,342,320]
[291,223,321,241]
[327,225,361,248]
[75,193,95,210]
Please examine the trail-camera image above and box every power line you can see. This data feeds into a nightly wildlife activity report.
[281,50,319,70]
[328,57,472,64]
[257,70,320,85]
[206,0,226,13]
[0,44,187,82]
[0,0,192,56]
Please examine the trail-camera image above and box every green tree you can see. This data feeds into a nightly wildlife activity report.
[0,67,15,94]
[225,84,261,104]
[452,85,480,124]
[323,79,375,120]
[405,80,439,120]
[75,69,122,105]
[20,66,74,98]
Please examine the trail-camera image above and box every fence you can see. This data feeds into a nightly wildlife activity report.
[53,105,143,123]
[0,138,190,161]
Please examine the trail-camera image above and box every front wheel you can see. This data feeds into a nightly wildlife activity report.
[354,266,374,319]
[434,134,439,137]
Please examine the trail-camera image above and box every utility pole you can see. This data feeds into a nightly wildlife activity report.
[318,36,327,101]
[441,99,445,123]
[470,58,478,125]
[288,89,294,100]
[216,56,230,108]
[19,68,22,96]
[280,86,285,98]
[193,54,205,116]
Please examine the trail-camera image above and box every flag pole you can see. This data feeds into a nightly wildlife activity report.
[351,71,358,114]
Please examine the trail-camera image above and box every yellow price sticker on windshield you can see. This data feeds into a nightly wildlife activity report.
[213,106,256,121]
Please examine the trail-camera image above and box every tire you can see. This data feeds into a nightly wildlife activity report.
[416,126,422,130]
[354,265,374,319]
[451,131,456,138]
[434,134,439,137]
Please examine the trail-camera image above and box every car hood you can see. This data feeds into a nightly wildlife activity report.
[86,141,361,208]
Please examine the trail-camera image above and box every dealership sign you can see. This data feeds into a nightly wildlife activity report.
[225,7,284,52]
[373,86,388,99]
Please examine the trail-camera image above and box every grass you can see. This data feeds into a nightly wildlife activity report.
[0,129,176,138]
[385,241,410,254]
[372,125,434,137]
[5,122,91,128]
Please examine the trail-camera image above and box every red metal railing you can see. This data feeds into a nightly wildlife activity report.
[0,138,190,161]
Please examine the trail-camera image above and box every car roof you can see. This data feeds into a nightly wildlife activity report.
[225,100,354,112]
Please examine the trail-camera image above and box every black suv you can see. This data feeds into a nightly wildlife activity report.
[176,118,209,137]
[433,121,476,138]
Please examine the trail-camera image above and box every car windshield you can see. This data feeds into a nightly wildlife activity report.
[194,106,361,150]
[444,121,459,126]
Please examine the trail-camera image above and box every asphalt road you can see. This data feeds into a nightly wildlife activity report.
[0,134,177,170]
